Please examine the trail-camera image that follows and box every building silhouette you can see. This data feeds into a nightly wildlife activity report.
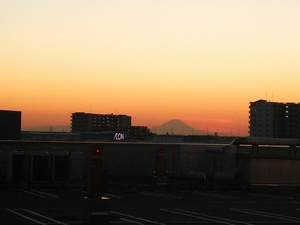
[71,112,131,132]
[0,110,21,140]
[286,102,300,138]
[127,126,151,140]
[249,100,300,138]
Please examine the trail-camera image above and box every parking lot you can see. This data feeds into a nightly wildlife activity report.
[2,186,300,225]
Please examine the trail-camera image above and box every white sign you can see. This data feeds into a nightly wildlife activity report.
[113,132,125,141]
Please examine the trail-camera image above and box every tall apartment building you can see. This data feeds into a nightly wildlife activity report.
[249,100,300,138]
[71,112,131,132]
[286,103,300,138]
[0,110,21,140]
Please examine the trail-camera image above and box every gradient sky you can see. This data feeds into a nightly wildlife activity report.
[1,0,300,136]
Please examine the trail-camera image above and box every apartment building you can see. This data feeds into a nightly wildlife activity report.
[286,103,300,138]
[71,112,131,132]
[249,100,300,138]
[0,110,21,140]
[127,126,152,140]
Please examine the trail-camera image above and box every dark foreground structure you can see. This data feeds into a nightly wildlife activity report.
[2,137,300,224]
[0,110,21,140]
[1,137,300,192]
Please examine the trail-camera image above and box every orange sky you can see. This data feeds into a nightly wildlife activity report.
[1,1,300,136]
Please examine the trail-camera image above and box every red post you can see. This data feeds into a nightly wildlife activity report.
[156,148,166,176]
[87,144,104,198]
[84,144,109,225]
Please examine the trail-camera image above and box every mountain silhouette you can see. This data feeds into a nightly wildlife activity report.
[151,119,203,135]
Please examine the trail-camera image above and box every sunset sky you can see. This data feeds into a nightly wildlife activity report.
[1,0,300,136]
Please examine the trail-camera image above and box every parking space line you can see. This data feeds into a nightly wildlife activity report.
[247,192,293,200]
[32,190,58,198]
[231,208,300,223]
[7,209,67,225]
[193,191,239,199]
[120,218,144,224]
[139,191,181,199]
[104,193,122,198]
[24,190,58,198]
[24,191,45,198]
[161,208,252,225]
[111,210,166,225]
[7,209,45,225]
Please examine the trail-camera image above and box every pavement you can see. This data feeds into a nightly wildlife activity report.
[2,185,300,224]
